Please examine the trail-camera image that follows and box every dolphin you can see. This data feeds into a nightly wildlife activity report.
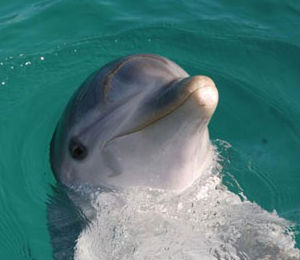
[50,54,218,191]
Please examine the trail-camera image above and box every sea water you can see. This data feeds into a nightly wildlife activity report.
[0,0,299,259]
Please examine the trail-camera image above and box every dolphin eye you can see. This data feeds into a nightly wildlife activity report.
[69,138,87,160]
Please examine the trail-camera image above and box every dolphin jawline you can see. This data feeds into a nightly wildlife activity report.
[104,87,206,148]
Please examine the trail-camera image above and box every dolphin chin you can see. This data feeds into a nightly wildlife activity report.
[50,54,218,191]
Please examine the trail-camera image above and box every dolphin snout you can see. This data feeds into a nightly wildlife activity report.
[182,76,219,118]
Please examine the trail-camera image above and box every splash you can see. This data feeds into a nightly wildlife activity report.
[73,143,299,260]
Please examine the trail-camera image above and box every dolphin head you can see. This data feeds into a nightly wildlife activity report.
[50,54,218,191]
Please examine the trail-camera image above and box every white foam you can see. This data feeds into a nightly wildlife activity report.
[74,149,299,260]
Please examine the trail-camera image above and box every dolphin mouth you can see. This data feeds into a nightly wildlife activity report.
[105,76,218,145]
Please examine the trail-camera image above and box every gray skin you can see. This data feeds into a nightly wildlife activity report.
[50,54,218,191]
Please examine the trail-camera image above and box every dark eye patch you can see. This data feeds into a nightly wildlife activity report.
[69,138,87,160]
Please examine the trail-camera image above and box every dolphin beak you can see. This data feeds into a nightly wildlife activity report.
[180,76,219,119]
[105,75,218,144]
[123,75,218,137]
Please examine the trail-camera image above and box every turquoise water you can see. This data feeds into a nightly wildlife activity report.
[0,0,299,259]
